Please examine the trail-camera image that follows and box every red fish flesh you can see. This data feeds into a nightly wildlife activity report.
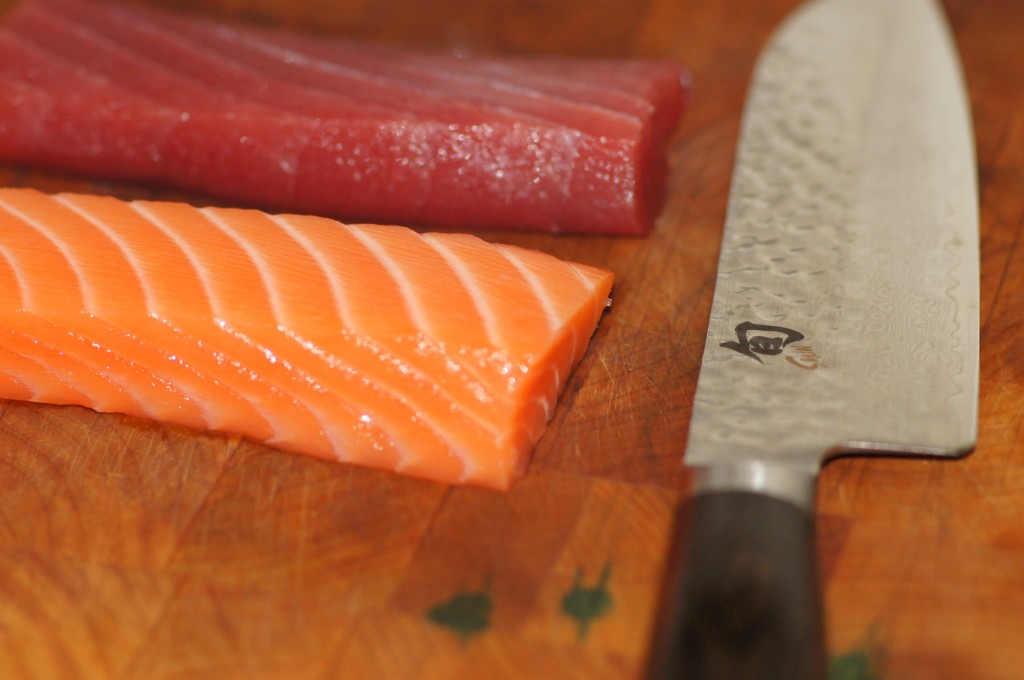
[0,0,690,234]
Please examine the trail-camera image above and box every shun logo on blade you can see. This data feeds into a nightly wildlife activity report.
[721,321,821,370]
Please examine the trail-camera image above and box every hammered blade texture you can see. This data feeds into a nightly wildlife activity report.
[685,0,979,467]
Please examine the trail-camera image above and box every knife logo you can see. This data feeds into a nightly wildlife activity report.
[721,321,808,365]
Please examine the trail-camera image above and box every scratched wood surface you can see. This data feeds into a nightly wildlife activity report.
[0,0,1022,678]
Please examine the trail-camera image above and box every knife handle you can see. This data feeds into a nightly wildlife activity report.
[645,490,826,680]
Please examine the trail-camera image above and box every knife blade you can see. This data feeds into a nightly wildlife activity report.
[645,0,979,677]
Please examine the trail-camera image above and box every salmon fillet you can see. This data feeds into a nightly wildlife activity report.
[0,0,689,235]
[0,187,613,489]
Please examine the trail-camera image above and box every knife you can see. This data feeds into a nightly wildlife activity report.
[645,0,979,678]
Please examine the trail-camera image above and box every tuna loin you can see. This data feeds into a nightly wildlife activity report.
[0,0,690,234]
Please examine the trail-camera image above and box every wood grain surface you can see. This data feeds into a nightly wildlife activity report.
[0,0,1021,678]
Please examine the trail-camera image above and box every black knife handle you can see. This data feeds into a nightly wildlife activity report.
[645,491,826,680]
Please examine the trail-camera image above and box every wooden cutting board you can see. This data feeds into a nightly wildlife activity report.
[1,0,1022,678]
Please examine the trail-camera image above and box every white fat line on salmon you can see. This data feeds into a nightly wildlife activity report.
[419,234,502,349]
[294,224,509,409]
[123,204,368,448]
[278,327,478,480]
[79,316,249,433]
[207,310,479,476]
[55,195,159,316]
[566,262,610,322]
[534,393,553,422]
[0,336,73,403]
[0,195,97,311]
[22,314,217,425]
[493,249,561,333]
[0,322,150,417]
[199,208,288,329]
[265,214,353,328]
[148,315,305,444]
[493,249,578,394]
[526,359,560,421]
[158,315,387,462]
[276,218,544,413]
[129,203,225,319]
[280,318,487,471]
[345,226,435,336]
[266,215,517,432]
[280,324,507,445]
[0,245,29,310]
[568,262,602,296]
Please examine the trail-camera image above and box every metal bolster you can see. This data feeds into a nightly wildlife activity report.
[691,460,820,511]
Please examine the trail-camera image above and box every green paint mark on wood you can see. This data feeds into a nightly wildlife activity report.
[427,579,493,642]
[829,648,884,680]
[561,562,613,639]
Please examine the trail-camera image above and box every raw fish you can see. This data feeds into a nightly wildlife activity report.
[0,187,614,488]
[0,0,689,234]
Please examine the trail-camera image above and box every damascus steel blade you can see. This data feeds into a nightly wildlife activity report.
[686,0,979,498]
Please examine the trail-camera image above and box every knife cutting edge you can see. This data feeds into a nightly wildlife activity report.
[645,0,979,677]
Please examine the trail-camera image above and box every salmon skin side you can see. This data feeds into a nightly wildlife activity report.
[0,0,690,236]
[0,187,613,489]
